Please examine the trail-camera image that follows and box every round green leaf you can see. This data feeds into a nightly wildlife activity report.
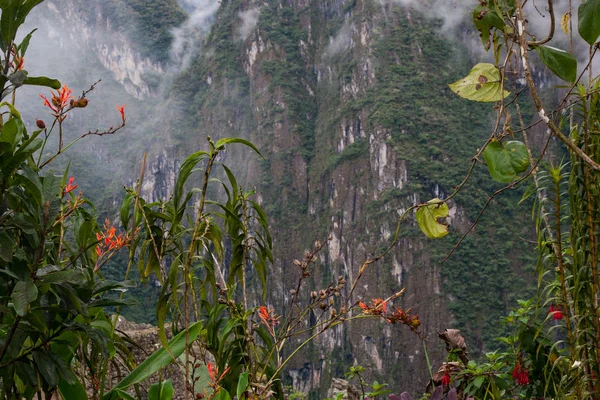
[448,63,510,102]
[416,199,450,239]
[483,140,530,183]
[534,45,577,83]
[579,0,600,45]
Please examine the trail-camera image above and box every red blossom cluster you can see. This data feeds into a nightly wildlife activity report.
[94,219,131,271]
[512,360,530,386]
[359,298,387,315]
[548,304,564,320]
[39,85,125,125]
[359,299,421,331]
[258,305,280,336]
[40,84,73,120]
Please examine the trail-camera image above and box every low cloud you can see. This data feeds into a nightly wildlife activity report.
[387,0,470,33]
[237,7,260,41]
[170,0,221,70]
[324,20,354,57]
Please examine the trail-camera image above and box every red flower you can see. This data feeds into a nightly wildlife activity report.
[512,361,530,386]
[207,362,216,382]
[207,363,230,384]
[94,219,131,271]
[117,104,126,121]
[258,305,280,336]
[549,304,564,320]
[63,176,78,195]
[441,371,451,386]
[14,56,24,71]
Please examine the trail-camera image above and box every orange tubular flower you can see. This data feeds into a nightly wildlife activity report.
[63,176,78,195]
[207,363,215,382]
[117,104,126,121]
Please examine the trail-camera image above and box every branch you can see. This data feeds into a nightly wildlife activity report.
[516,1,600,171]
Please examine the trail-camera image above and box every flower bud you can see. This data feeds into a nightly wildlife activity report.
[36,119,46,129]
[72,97,88,108]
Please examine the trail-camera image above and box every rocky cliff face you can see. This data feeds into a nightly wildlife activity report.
[29,0,538,396]
[167,0,537,395]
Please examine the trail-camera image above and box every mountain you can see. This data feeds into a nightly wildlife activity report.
[24,0,541,395]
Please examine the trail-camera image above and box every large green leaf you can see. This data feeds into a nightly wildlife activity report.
[22,76,61,89]
[102,321,203,399]
[448,63,510,102]
[148,380,175,400]
[483,140,530,182]
[12,280,38,316]
[58,379,89,400]
[579,0,600,45]
[0,0,43,45]
[416,199,450,239]
[0,229,15,262]
[32,350,58,387]
[0,117,24,151]
[534,45,577,83]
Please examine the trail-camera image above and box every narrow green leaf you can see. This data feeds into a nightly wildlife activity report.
[103,321,202,398]
[17,28,37,56]
[534,45,577,83]
[113,389,136,400]
[416,199,450,239]
[22,76,61,89]
[483,140,530,182]
[173,150,209,211]
[12,280,38,316]
[448,63,510,102]
[214,137,263,158]
[237,371,249,399]
[39,269,86,285]
[579,0,600,45]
